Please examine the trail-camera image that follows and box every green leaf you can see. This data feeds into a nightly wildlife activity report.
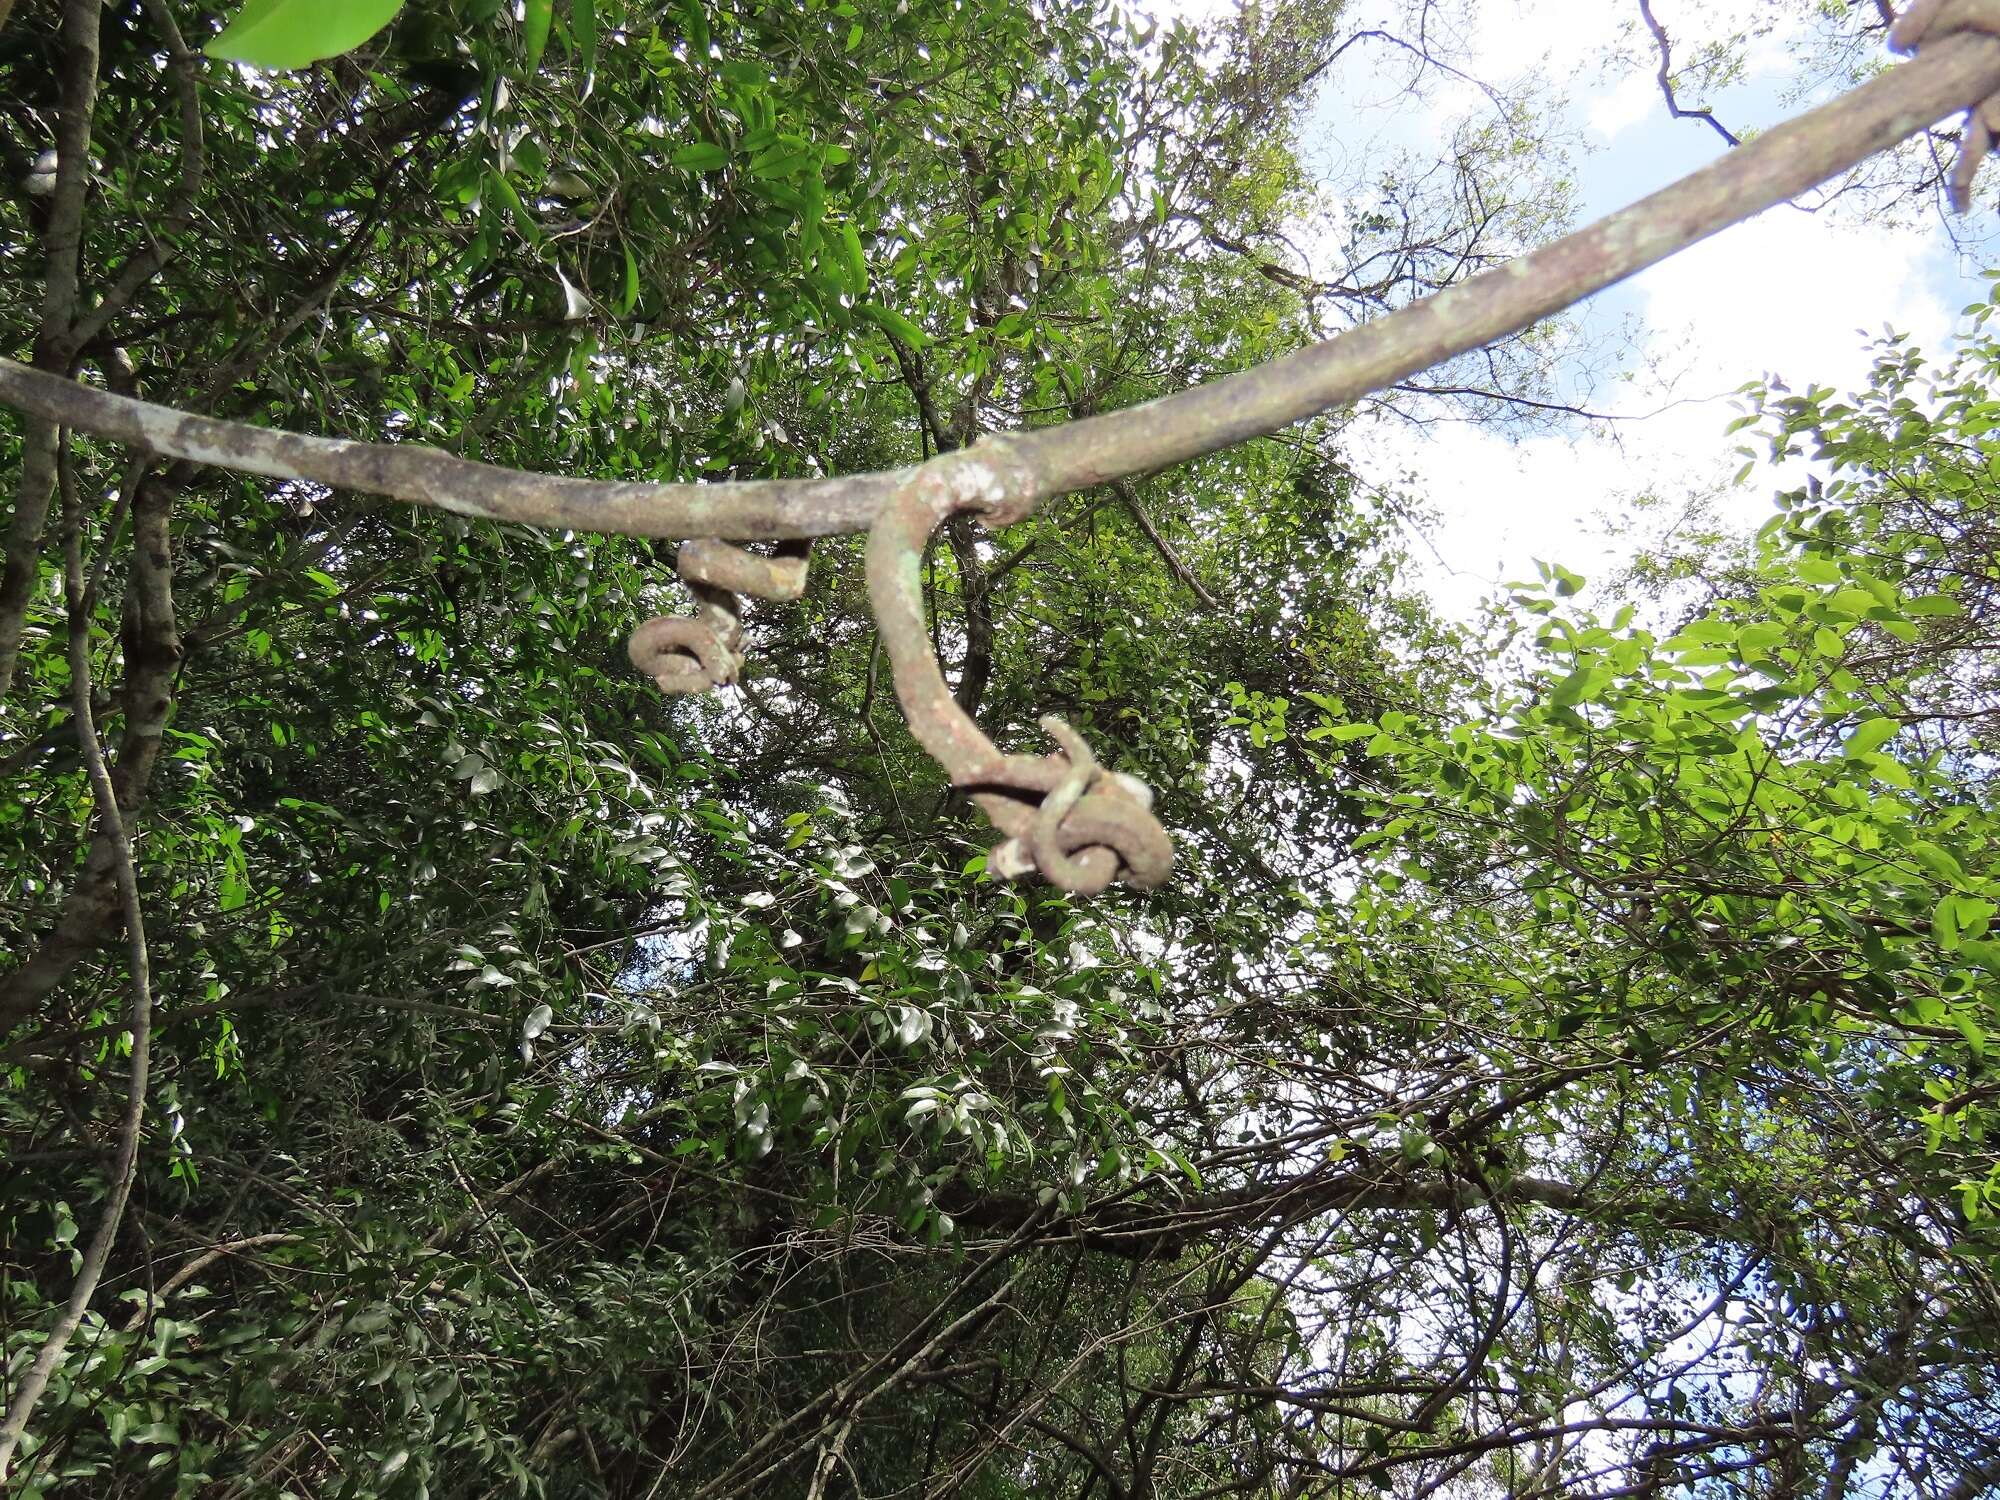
[524,0,554,74]
[1955,937,2000,970]
[748,136,817,179]
[573,0,598,73]
[859,301,931,348]
[1735,621,1787,655]
[1946,894,1997,942]
[1904,593,1962,617]
[1307,722,1379,743]
[488,172,541,242]
[677,0,710,59]
[617,240,639,315]
[672,142,730,172]
[205,0,405,69]
[1548,668,1608,709]
[839,223,868,299]
[1843,716,1898,758]
[1910,841,1965,884]
[799,172,825,254]
[1863,752,1912,788]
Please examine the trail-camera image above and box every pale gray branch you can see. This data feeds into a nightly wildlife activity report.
[0,35,1991,548]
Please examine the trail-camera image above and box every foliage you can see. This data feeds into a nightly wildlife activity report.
[2,2,1998,1498]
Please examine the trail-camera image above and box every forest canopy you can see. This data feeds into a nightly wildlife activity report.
[2,1,1999,1497]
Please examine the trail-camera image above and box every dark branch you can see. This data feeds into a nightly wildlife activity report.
[1637,0,1743,147]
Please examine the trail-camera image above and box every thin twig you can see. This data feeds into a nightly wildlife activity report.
[858,629,914,838]
[804,1416,856,1500]
[0,0,104,698]
[1112,478,1220,610]
[1637,0,1742,147]
[0,475,183,1034]
[67,0,208,353]
[122,1234,303,1333]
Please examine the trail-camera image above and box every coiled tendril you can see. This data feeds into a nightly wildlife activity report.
[629,438,1173,895]
[860,441,1172,895]
[628,538,810,694]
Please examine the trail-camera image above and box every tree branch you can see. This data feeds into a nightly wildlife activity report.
[945,515,995,719]
[939,1159,1762,1261]
[0,0,104,698]
[1113,478,1219,610]
[66,0,208,355]
[122,1233,304,1333]
[1637,0,1743,147]
[0,474,183,1034]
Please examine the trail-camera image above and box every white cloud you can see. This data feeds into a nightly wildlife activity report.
[1318,4,1978,620]
[1352,418,1658,620]
[1641,212,1958,392]
[1460,0,1624,77]
[1365,200,1966,618]
[1586,71,1659,140]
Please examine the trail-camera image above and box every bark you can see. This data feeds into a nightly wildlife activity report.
[64,0,207,356]
[0,463,154,1482]
[1113,478,1219,610]
[0,477,181,1033]
[946,514,994,720]
[0,0,102,699]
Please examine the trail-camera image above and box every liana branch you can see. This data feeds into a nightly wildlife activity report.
[1,30,1996,895]
[0,32,1994,546]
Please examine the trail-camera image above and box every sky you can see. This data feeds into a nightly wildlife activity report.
[1159,0,2000,617]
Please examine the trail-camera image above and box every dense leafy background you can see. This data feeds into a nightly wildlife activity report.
[2,1,1997,1496]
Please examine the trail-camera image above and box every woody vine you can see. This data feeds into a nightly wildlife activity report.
[0,0,1997,1488]
[3,8,1997,895]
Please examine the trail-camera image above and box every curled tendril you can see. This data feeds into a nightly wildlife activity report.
[625,438,1174,893]
[1029,718,1100,881]
[628,538,810,695]
[629,609,739,693]
[976,717,1173,896]
[862,442,1174,894]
